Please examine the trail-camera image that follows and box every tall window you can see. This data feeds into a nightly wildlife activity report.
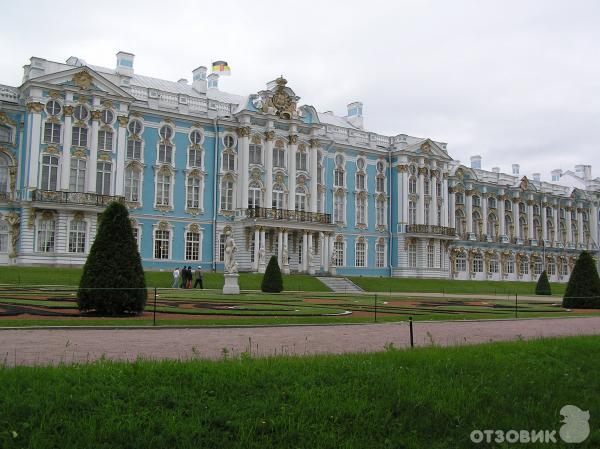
[489,256,499,273]
[96,162,112,195]
[376,176,385,193]
[506,257,515,274]
[124,167,141,202]
[273,185,285,209]
[296,151,307,171]
[0,220,8,253]
[97,129,113,151]
[219,233,227,261]
[249,144,262,165]
[295,186,306,212]
[472,195,481,207]
[154,229,170,259]
[356,172,365,190]
[222,152,235,171]
[188,148,203,168]
[334,192,345,223]
[248,181,261,209]
[408,242,417,268]
[473,254,483,272]
[220,180,233,211]
[68,219,86,253]
[408,201,416,225]
[127,139,142,160]
[72,126,88,147]
[156,172,171,206]
[455,193,464,205]
[356,195,366,225]
[424,200,430,225]
[519,258,529,275]
[408,176,416,194]
[185,231,201,261]
[69,158,86,192]
[0,125,12,144]
[43,123,61,144]
[376,198,385,227]
[41,155,59,191]
[533,258,543,276]
[423,178,430,195]
[0,153,10,194]
[333,240,344,267]
[436,181,442,197]
[158,144,173,164]
[37,218,56,252]
[427,243,434,268]
[355,240,366,267]
[273,147,285,168]
[334,169,344,187]
[187,176,201,209]
[456,252,466,271]
[376,239,385,268]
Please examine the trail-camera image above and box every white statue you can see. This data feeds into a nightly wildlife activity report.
[308,248,314,266]
[224,232,238,274]
[282,244,289,265]
[258,246,266,265]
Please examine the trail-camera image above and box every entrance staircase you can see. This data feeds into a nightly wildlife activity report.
[317,277,364,293]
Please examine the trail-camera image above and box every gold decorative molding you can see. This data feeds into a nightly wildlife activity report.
[264,130,275,141]
[251,134,261,145]
[417,167,428,176]
[90,110,102,121]
[26,102,44,113]
[309,138,319,148]
[397,164,408,173]
[236,126,250,138]
[274,139,285,149]
[157,221,170,231]
[288,134,298,145]
[63,105,73,117]
[72,148,86,158]
[117,116,129,127]
[48,90,60,99]
[45,146,60,155]
[73,70,94,89]
[0,111,17,126]
[101,99,113,108]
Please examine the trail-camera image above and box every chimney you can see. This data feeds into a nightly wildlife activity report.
[192,66,207,93]
[575,164,592,180]
[551,169,562,181]
[207,73,219,90]
[512,164,520,176]
[116,51,134,77]
[492,167,500,173]
[346,101,363,129]
[177,78,188,85]
[533,173,541,182]
[470,155,482,169]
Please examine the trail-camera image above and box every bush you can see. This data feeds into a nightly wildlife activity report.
[77,201,147,314]
[563,251,600,309]
[261,256,283,293]
[535,270,551,295]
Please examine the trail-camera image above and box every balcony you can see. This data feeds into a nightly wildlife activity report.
[240,207,333,224]
[406,224,456,237]
[32,190,124,207]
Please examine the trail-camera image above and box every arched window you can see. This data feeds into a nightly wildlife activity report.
[376,197,385,227]
[533,218,542,240]
[69,158,86,192]
[519,256,529,275]
[487,214,497,237]
[124,166,141,202]
[456,252,467,271]
[408,176,417,194]
[519,216,526,238]
[505,214,513,238]
[333,238,344,267]
[334,191,345,223]
[505,199,512,211]
[472,211,481,235]
[488,254,499,273]
[423,178,430,195]
[273,146,285,168]
[37,216,56,253]
[186,175,202,209]
[272,184,285,209]
[488,197,497,209]
[356,194,367,225]
[248,181,261,209]
[154,228,170,259]
[334,168,345,187]
[407,241,417,267]
[519,202,526,215]
[68,219,87,253]
[472,195,481,207]
[376,175,385,193]
[375,238,385,268]
[456,209,465,235]
[41,155,59,191]
[185,229,201,261]
[295,186,306,212]
[0,220,8,253]
[220,179,233,211]
[409,201,417,225]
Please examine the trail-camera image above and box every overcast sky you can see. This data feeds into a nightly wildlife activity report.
[2,0,598,179]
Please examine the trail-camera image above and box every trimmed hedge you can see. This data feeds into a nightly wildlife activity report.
[261,256,283,293]
[563,251,600,309]
[535,270,551,295]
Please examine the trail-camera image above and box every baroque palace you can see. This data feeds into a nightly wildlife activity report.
[0,52,598,282]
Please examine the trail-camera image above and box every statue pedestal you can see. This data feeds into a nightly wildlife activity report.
[223,273,240,295]
[308,265,315,275]
[258,261,266,273]
[283,264,290,275]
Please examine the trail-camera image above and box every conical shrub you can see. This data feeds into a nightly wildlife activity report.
[535,270,551,295]
[261,256,283,293]
[563,251,600,309]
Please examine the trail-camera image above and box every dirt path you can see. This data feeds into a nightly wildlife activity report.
[1,317,599,366]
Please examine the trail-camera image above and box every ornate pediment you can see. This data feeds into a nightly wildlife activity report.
[252,76,301,120]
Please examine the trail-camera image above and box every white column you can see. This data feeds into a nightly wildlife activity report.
[60,97,73,190]
[319,232,325,270]
[591,204,599,248]
[238,127,250,209]
[114,116,128,196]
[481,194,488,237]
[26,103,43,189]
[302,231,309,273]
[466,192,473,233]
[527,201,535,241]
[259,227,266,273]
[288,133,297,211]
[87,106,100,193]
[264,129,274,209]
[307,232,314,274]
[577,207,584,246]
[282,230,290,274]
[448,187,456,229]
[541,203,548,241]
[442,175,449,227]
[309,140,319,212]
[430,174,438,225]
[513,200,520,240]
[498,195,506,237]
[277,228,283,267]
[400,167,409,224]
[554,204,560,244]
[417,169,425,224]
[253,227,260,271]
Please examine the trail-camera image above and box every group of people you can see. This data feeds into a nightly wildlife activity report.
[172,266,203,289]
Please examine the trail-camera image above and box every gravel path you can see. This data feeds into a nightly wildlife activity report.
[1,317,599,366]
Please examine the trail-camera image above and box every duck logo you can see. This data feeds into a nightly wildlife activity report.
[559,405,590,443]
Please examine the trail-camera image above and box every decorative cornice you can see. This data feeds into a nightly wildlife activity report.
[26,102,44,113]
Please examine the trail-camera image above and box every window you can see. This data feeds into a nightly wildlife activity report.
[408,176,416,194]
[335,154,344,166]
[505,200,512,212]
[220,180,233,211]
[158,144,173,164]
[43,123,61,144]
[132,227,140,250]
[560,260,568,276]
[427,243,434,268]
[0,125,11,143]
[249,144,262,165]
[128,120,142,135]
[356,195,366,225]
[423,178,430,195]
[533,205,540,216]
[101,110,114,124]
[376,240,385,268]
[376,198,385,227]
[187,176,201,209]
[127,139,142,160]
[223,135,235,148]
[97,129,113,151]
[45,100,61,116]
[72,126,88,147]
[273,185,285,209]
[41,155,59,191]
[519,203,526,215]
[317,191,325,213]
[69,158,86,192]
[0,155,8,193]
[0,221,8,253]
[455,193,464,205]
[190,130,202,145]
[376,161,384,173]
[73,105,88,121]
[489,256,498,273]
[506,258,515,274]
[219,233,227,261]
[222,152,235,171]
[408,242,417,268]
[356,158,365,171]
[317,166,323,184]
[295,186,306,212]
[376,176,385,193]
[436,181,442,197]
[248,182,261,209]
[154,229,170,259]
[334,169,345,187]
[273,147,285,168]
[68,219,86,253]
[96,162,111,195]
[188,147,202,168]
[519,258,529,275]
[356,172,365,190]
[124,167,141,202]
[185,231,201,261]
[473,254,483,272]
[37,218,55,252]
[159,125,173,140]
[334,192,345,223]
[547,260,556,275]
[156,172,171,206]
[472,195,481,207]
[333,240,344,267]
[296,151,307,171]
[533,258,543,276]
[424,200,430,225]
[409,201,416,225]
[355,240,366,267]
[456,253,466,271]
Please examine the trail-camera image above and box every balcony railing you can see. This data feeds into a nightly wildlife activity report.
[406,224,456,237]
[32,190,124,207]
[242,207,333,224]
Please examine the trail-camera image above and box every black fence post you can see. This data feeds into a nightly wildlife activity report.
[409,316,414,348]
[515,293,518,319]
[153,287,157,326]
[374,294,377,323]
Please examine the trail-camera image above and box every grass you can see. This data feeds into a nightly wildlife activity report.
[0,336,599,448]
[350,276,567,296]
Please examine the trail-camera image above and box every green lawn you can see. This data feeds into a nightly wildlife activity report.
[350,276,567,296]
[0,336,598,448]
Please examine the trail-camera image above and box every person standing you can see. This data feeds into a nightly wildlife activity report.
[194,266,204,289]
[181,266,188,289]
[187,266,193,288]
[172,267,180,288]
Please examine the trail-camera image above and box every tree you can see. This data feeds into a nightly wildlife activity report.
[563,251,600,309]
[261,256,283,293]
[535,270,551,295]
[77,201,147,314]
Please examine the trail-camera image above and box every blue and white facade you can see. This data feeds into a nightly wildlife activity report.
[0,52,598,281]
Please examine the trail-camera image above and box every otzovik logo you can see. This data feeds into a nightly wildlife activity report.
[470,405,591,445]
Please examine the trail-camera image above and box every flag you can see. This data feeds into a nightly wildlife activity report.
[212,60,231,76]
